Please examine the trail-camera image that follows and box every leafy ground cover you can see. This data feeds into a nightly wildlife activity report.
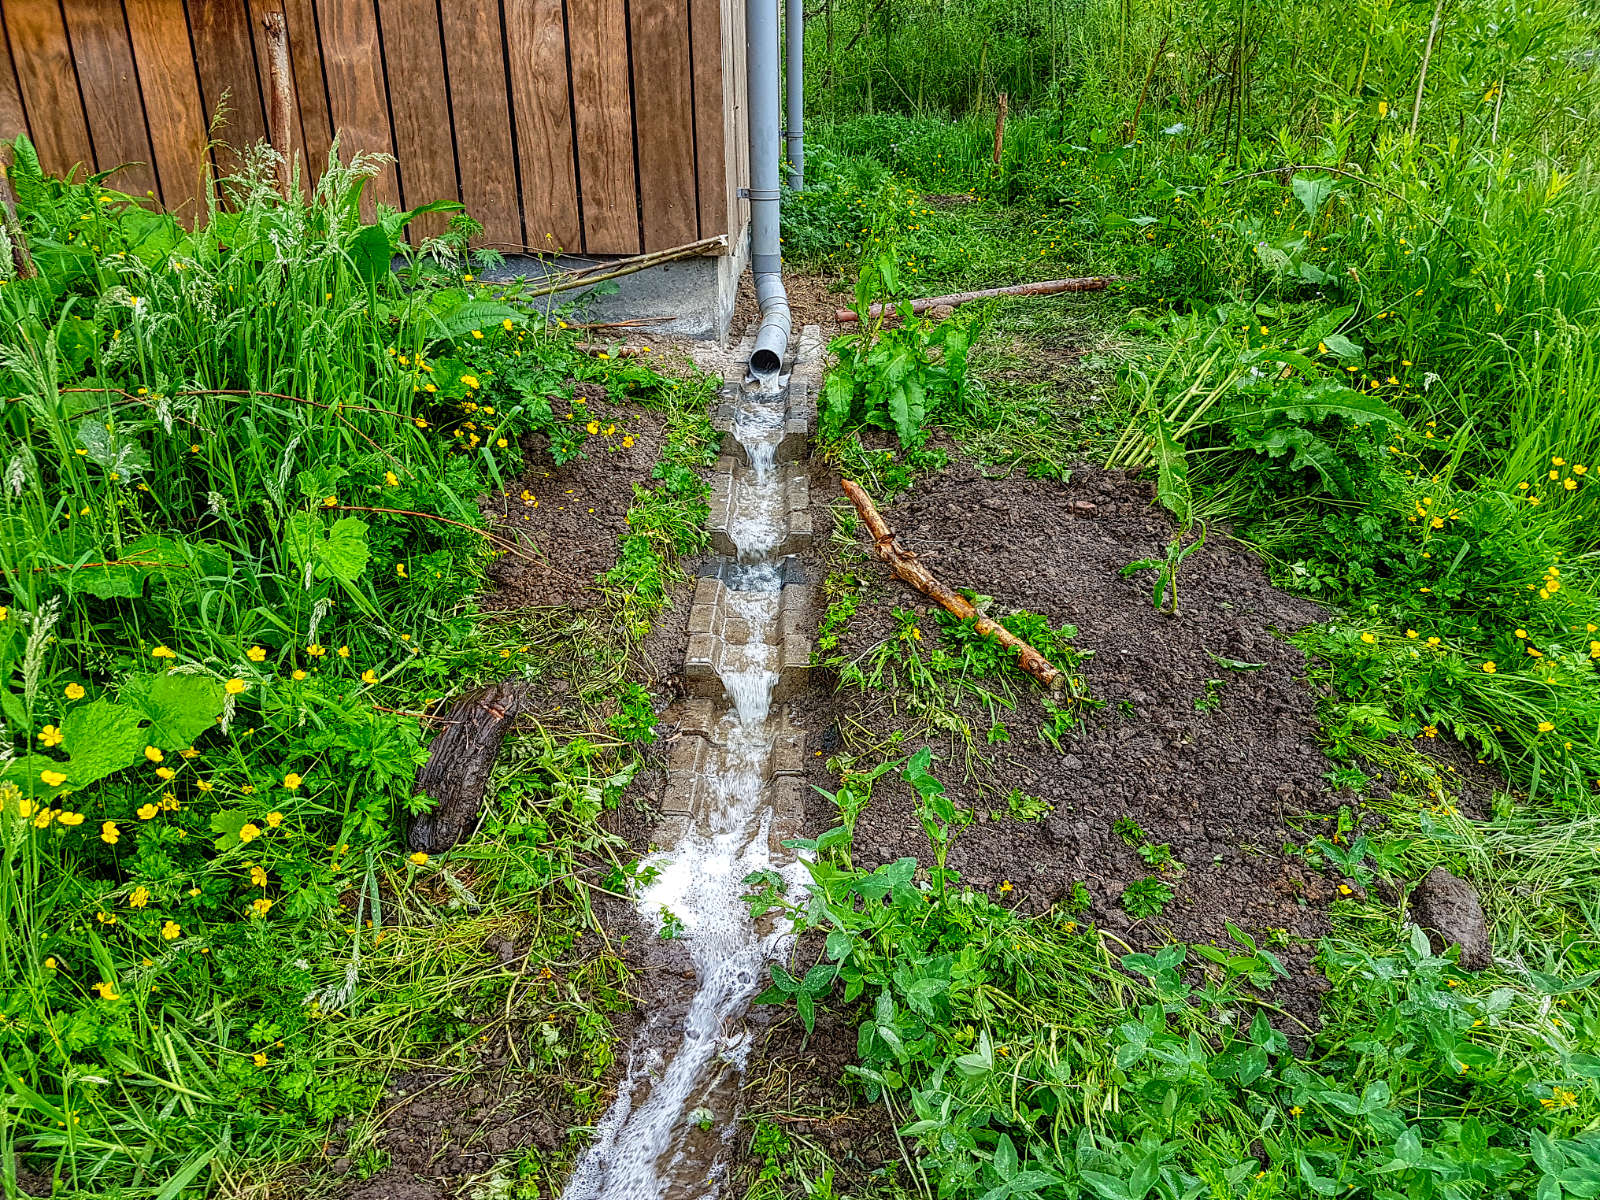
[737,0,1600,1195]
[0,142,717,1197]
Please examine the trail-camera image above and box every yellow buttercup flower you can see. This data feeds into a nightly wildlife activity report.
[58,811,84,826]
[129,886,150,908]
[247,646,267,662]
[40,770,67,788]
[283,773,302,790]
[250,865,269,887]
[101,821,120,844]
[266,811,284,828]
[145,746,164,763]
[225,678,247,695]
[361,669,378,684]
[137,803,157,820]
[151,645,177,659]
[65,683,85,700]
[238,823,262,843]
[161,920,181,940]
[409,851,430,866]
[38,725,64,748]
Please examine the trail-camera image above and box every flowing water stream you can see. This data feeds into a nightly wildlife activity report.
[563,383,806,1200]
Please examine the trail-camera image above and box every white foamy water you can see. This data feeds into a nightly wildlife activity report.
[562,399,805,1200]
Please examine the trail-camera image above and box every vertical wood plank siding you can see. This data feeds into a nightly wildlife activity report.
[0,0,744,255]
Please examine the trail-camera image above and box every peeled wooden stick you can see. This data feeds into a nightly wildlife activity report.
[841,479,1064,694]
[836,275,1116,323]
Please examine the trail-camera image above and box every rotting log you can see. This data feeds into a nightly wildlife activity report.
[840,479,1064,694]
[408,680,526,852]
[836,275,1116,323]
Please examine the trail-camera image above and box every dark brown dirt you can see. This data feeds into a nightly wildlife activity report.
[329,386,713,1198]
[794,456,1358,1023]
[730,270,851,341]
[483,388,680,611]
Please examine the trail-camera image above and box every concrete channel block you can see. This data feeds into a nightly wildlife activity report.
[707,463,812,558]
[682,562,813,701]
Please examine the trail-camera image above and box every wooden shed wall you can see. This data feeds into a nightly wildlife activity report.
[0,0,748,256]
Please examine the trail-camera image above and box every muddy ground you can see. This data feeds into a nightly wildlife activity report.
[795,456,1350,1008]
[330,298,1378,1197]
[329,376,706,1199]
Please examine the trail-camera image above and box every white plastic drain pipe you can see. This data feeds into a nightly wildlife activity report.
[746,0,790,383]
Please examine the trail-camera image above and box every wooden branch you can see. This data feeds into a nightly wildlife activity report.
[992,92,1009,165]
[840,479,1064,694]
[837,275,1116,323]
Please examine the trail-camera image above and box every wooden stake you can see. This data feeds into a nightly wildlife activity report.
[836,275,1115,323]
[992,92,1009,166]
[840,479,1065,694]
[0,163,37,280]
[262,10,296,199]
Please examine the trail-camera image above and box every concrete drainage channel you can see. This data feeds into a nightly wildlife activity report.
[563,327,823,1200]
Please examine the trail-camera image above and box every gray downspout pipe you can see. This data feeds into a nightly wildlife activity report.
[746,0,790,383]
[784,0,803,190]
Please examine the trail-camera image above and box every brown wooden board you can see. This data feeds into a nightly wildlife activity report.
[373,0,455,239]
[438,1,519,247]
[0,14,27,143]
[59,0,158,197]
[629,0,697,249]
[2,2,92,177]
[503,0,581,253]
[313,0,398,213]
[187,0,270,179]
[687,0,724,241]
[125,0,209,217]
[566,0,640,253]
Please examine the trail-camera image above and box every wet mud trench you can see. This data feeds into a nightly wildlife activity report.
[563,329,823,1200]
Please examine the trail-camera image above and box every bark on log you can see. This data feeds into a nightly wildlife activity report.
[840,479,1065,693]
[408,680,526,852]
[837,275,1116,323]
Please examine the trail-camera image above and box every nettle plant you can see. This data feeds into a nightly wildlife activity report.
[822,251,981,447]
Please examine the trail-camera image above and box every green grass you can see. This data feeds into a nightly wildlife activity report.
[0,138,715,1197]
